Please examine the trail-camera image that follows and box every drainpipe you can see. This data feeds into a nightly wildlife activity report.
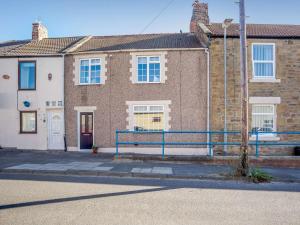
[62,54,67,152]
[205,48,210,155]
[222,18,233,154]
[224,26,228,154]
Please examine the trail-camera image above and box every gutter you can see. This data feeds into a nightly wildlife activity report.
[67,47,207,55]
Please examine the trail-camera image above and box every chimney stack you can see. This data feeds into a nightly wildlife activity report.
[32,22,48,41]
[190,0,209,33]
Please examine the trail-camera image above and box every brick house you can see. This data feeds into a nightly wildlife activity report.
[64,34,209,154]
[191,1,300,155]
[0,1,299,155]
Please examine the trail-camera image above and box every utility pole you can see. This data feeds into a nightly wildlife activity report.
[237,0,249,176]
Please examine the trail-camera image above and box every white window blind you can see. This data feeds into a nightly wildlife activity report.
[252,44,275,78]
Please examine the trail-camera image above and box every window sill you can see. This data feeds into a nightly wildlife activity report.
[134,82,162,84]
[77,83,102,86]
[249,136,280,141]
[250,78,280,83]
[19,132,37,134]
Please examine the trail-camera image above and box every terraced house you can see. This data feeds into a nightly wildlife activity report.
[0,0,299,155]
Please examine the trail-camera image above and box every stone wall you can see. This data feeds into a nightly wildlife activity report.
[210,38,300,155]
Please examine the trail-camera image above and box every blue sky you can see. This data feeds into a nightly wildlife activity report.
[0,0,299,41]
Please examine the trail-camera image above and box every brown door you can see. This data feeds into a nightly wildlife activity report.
[80,112,93,149]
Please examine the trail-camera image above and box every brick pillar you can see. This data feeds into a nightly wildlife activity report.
[32,22,48,41]
[190,0,209,33]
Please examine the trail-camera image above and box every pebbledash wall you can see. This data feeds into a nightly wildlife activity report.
[210,38,300,155]
[0,57,64,150]
[64,49,208,153]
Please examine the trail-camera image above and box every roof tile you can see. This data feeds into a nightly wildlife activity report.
[208,23,300,38]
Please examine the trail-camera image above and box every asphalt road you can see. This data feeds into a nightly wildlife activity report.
[0,174,299,225]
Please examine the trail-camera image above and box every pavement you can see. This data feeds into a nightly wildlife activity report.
[0,173,299,225]
[1,149,300,182]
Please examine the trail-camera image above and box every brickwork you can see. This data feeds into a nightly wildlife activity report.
[32,22,48,41]
[190,0,209,32]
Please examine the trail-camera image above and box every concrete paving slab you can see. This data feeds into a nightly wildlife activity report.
[6,164,44,170]
[131,168,141,173]
[68,162,103,167]
[152,167,173,175]
[91,166,114,171]
[140,168,152,173]
[131,168,153,174]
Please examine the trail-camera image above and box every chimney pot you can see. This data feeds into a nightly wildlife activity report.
[32,22,48,41]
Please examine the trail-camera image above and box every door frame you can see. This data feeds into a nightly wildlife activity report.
[47,109,64,150]
[77,110,94,151]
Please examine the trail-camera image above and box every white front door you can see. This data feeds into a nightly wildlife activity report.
[47,111,64,150]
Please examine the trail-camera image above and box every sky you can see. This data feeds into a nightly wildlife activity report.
[0,0,299,41]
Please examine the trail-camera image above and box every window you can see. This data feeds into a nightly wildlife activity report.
[80,59,101,84]
[252,44,275,79]
[19,61,36,90]
[251,105,276,135]
[133,105,164,131]
[58,101,63,106]
[137,56,160,83]
[20,111,37,133]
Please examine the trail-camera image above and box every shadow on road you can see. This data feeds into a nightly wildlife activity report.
[0,186,176,210]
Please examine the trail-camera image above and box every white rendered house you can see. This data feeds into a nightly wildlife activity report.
[0,23,83,150]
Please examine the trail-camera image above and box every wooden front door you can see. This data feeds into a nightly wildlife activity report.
[80,112,93,149]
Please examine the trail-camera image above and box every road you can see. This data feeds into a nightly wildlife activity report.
[0,174,299,225]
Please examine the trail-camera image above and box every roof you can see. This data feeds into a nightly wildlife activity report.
[0,37,83,57]
[0,40,30,55]
[207,23,300,38]
[73,33,204,53]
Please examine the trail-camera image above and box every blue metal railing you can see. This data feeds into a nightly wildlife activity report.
[250,131,300,157]
[115,130,300,159]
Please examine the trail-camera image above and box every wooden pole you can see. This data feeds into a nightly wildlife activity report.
[237,0,249,176]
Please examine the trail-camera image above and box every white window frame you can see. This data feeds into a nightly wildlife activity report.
[251,104,276,136]
[136,56,161,83]
[79,58,101,85]
[252,43,276,79]
[132,105,165,131]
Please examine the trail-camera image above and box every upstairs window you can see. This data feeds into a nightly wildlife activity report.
[251,104,276,136]
[133,105,164,131]
[80,59,101,84]
[19,61,36,90]
[137,56,160,83]
[252,44,275,79]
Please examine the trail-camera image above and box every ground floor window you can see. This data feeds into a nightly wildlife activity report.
[251,104,275,135]
[20,111,37,133]
[133,105,164,131]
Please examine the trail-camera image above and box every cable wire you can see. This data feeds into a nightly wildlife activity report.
[139,0,176,34]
